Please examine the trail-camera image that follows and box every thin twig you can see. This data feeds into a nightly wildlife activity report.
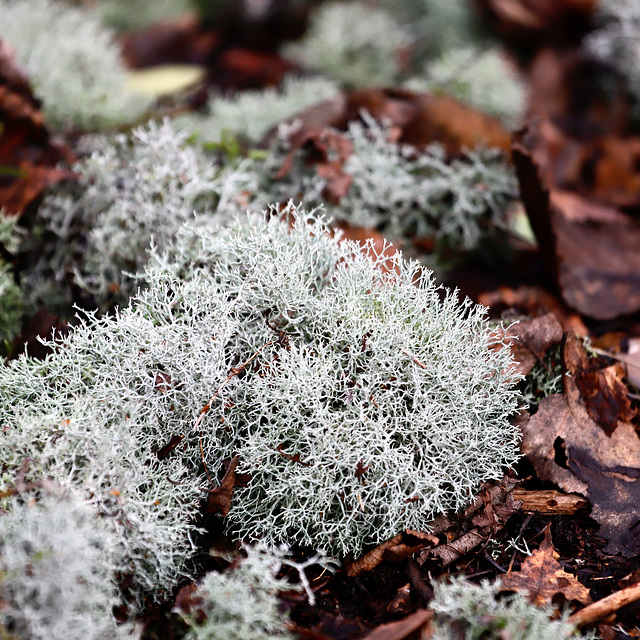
[401,347,427,369]
[569,581,640,628]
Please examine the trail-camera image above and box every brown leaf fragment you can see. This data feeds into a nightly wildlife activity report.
[275,127,353,207]
[174,582,206,626]
[564,333,636,436]
[386,583,412,617]
[418,478,521,567]
[347,531,438,578]
[316,162,353,205]
[275,443,310,466]
[205,455,239,516]
[347,534,403,578]
[500,313,563,376]
[520,377,640,556]
[500,525,592,607]
[355,460,370,479]
[333,221,400,274]
[154,371,172,393]
[476,0,595,45]
[359,609,432,640]
[575,365,635,437]
[513,119,640,320]
[478,286,588,335]
[429,530,488,567]
[346,89,512,154]
[156,434,185,461]
[275,88,512,158]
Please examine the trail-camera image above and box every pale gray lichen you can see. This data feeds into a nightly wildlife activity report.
[249,116,519,256]
[1,204,522,578]
[176,75,338,145]
[27,119,253,310]
[584,0,640,120]
[179,544,337,640]
[0,262,22,352]
[283,1,409,87]
[0,489,137,640]
[159,205,523,554]
[0,213,25,353]
[430,577,586,640]
[98,0,191,33]
[375,0,490,65]
[0,0,149,130]
[0,276,238,605]
[406,46,526,128]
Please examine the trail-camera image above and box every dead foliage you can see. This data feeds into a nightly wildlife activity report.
[500,525,592,607]
[0,39,75,216]
[520,335,640,556]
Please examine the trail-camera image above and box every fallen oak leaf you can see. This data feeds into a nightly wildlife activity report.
[500,524,592,607]
[269,87,512,156]
[478,285,588,336]
[513,119,640,320]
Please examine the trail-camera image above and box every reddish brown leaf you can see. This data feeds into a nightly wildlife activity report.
[155,434,185,461]
[272,88,512,158]
[174,582,208,626]
[333,221,400,275]
[354,460,370,479]
[476,0,595,46]
[564,333,636,436]
[154,372,173,393]
[418,479,521,567]
[121,15,216,68]
[500,525,592,607]
[215,48,292,90]
[205,455,240,516]
[478,286,588,335]
[275,443,310,467]
[346,531,438,578]
[345,89,512,154]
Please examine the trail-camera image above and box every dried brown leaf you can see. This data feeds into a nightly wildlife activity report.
[359,609,432,640]
[520,375,640,555]
[205,455,240,516]
[500,525,592,607]
[564,333,636,436]
[0,39,75,215]
[498,313,563,376]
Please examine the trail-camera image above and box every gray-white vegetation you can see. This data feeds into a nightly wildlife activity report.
[1,206,522,610]
[0,489,137,639]
[0,0,149,130]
